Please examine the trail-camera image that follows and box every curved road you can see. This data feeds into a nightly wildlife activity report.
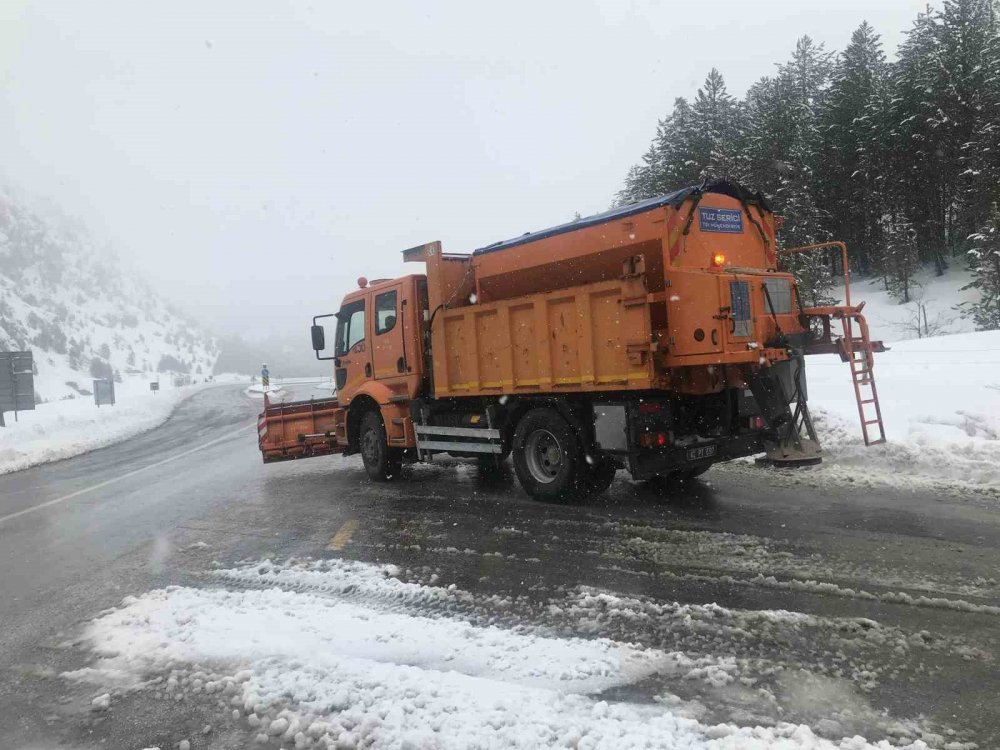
[1,385,997,749]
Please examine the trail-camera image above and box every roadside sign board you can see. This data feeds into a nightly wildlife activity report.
[150,381,160,392]
[0,350,35,425]
[93,378,116,406]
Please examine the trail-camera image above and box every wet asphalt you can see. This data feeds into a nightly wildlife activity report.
[0,384,998,749]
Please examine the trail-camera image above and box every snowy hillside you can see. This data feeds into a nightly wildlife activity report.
[831,264,978,344]
[0,187,218,402]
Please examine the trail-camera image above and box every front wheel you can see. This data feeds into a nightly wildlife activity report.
[512,408,582,502]
[359,410,402,481]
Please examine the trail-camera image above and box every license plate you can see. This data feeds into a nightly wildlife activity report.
[686,445,716,461]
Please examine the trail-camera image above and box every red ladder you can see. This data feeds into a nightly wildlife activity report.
[841,312,886,446]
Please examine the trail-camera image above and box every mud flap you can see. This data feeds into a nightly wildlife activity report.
[747,359,822,467]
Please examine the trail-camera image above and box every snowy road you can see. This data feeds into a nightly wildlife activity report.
[0,385,998,749]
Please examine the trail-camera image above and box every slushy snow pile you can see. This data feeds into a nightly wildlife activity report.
[0,380,204,475]
[803,331,1000,492]
[71,558,933,749]
[753,266,1000,493]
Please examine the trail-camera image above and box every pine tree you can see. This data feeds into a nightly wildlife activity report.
[892,0,1000,271]
[817,22,889,273]
[770,38,836,305]
[882,214,921,303]
[960,202,1000,329]
[738,76,796,195]
[690,69,741,180]
[932,0,1000,253]
[645,97,705,192]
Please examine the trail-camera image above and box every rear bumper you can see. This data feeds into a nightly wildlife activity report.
[628,433,766,480]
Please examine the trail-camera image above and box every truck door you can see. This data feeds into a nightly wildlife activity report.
[372,284,407,383]
[334,296,370,403]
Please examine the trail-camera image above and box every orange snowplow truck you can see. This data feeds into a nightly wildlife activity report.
[258,180,885,500]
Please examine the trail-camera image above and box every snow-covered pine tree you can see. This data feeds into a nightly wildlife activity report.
[882,214,921,303]
[616,155,657,205]
[892,0,1000,272]
[737,76,796,197]
[690,69,742,181]
[770,38,836,306]
[960,202,1000,329]
[931,0,1000,256]
[817,22,889,274]
[652,97,706,191]
[615,99,699,204]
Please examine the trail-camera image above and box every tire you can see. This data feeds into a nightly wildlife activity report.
[512,408,582,501]
[359,410,402,481]
[580,457,617,495]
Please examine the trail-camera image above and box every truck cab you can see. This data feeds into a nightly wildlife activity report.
[326,275,427,408]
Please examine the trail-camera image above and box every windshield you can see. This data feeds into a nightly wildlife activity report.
[335,300,365,356]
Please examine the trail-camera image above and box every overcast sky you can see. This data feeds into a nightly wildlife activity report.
[1,0,927,339]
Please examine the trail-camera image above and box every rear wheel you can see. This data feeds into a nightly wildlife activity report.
[512,408,581,501]
[359,410,402,480]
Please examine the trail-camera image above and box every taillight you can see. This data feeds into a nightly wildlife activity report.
[751,415,766,430]
[640,431,670,448]
[638,402,662,414]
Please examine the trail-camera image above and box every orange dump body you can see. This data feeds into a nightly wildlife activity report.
[411,184,804,399]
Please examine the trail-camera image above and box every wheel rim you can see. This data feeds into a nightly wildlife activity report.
[525,428,563,483]
[361,424,380,466]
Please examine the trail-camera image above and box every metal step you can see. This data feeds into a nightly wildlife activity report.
[414,424,504,457]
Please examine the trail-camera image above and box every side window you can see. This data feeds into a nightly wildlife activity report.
[375,290,397,335]
[335,300,366,356]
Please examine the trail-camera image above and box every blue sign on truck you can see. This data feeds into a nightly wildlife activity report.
[698,207,744,234]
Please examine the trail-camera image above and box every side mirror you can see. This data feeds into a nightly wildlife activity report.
[311,324,326,351]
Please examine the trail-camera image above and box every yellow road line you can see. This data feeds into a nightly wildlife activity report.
[327,519,359,551]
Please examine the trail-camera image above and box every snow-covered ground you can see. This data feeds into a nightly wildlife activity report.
[830,265,977,344]
[804,331,1000,492]
[784,266,1000,494]
[71,558,934,750]
[0,375,245,475]
[245,382,283,397]
[246,377,336,403]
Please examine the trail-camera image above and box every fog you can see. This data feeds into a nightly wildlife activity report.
[1,0,925,340]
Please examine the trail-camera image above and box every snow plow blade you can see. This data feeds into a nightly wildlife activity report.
[257,397,346,463]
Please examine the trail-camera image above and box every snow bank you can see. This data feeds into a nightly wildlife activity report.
[802,330,1000,493]
[72,558,931,750]
[0,381,206,475]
